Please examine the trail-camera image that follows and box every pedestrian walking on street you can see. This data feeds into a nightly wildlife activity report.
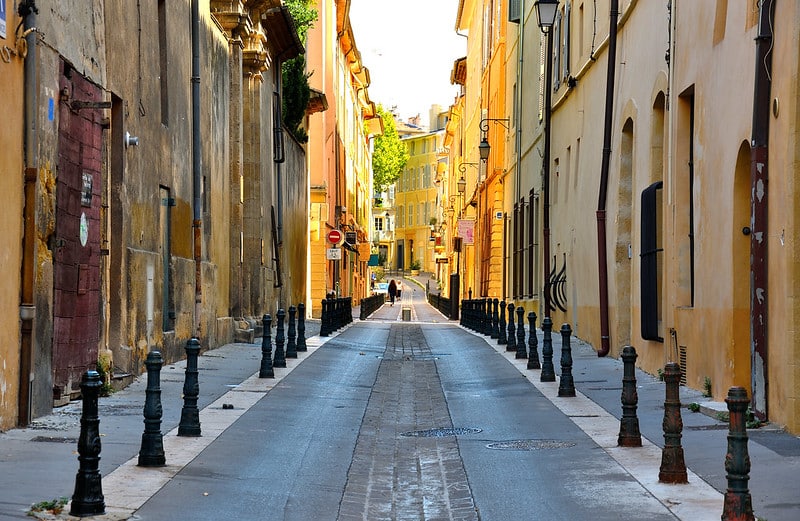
[397,280,403,300]
[388,279,397,306]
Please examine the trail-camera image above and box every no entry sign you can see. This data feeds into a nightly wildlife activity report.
[327,229,342,244]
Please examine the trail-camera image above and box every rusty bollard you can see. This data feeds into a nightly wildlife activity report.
[721,387,754,521]
[178,338,202,437]
[259,314,274,378]
[273,308,287,368]
[286,305,298,359]
[540,317,556,382]
[70,370,106,516]
[527,312,540,370]
[498,301,507,344]
[557,324,576,397]
[296,302,307,352]
[506,303,517,352]
[617,345,642,447]
[658,362,687,483]
[515,305,527,359]
[138,350,166,466]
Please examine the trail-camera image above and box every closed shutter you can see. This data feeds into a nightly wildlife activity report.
[509,0,521,23]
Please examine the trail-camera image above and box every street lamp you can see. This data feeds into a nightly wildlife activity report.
[457,176,466,195]
[536,0,559,319]
[534,0,559,30]
[478,118,510,162]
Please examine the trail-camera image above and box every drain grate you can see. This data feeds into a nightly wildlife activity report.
[486,439,577,451]
[400,427,482,438]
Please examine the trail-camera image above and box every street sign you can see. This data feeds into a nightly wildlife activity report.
[326,248,342,260]
[327,229,342,244]
[345,231,357,246]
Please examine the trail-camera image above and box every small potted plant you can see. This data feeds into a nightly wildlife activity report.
[410,258,421,276]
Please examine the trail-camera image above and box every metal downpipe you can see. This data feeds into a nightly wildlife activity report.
[19,3,39,425]
[191,0,202,336]
[595,0,619,357]
[749,0,774,418]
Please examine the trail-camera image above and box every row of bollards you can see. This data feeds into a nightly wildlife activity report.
[359,293,385,320]
[320,296,353,336]
[71,336,206,516]
[461,299,755,520]
[72,302,313,515]
[259,303,309,378]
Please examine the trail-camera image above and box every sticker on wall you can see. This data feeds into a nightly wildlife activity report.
[80,212,89,247]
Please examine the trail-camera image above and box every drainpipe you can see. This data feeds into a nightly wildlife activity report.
[542,27,553,319]
[514,8,524,302]
[750,0,774,418]
[19,1,39,426]
[595,0,619,357]
[191,0,202,336]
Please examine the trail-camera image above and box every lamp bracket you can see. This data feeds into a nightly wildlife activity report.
[479,118,510,133]
[458,162,480,173]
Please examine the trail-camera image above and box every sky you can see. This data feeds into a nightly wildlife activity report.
[348,0,466,129]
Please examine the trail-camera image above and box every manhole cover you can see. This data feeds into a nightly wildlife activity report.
[400,427,482,438]
[486,439,576,451]
[30,436,78,443]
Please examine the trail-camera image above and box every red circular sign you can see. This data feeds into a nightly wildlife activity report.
[327,229,342,244]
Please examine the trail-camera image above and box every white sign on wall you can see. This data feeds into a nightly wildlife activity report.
[457,219,475,245]
[326,248,342,260]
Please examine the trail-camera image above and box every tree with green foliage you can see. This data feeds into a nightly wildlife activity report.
[282,0,318,143]
[372,105,409,193]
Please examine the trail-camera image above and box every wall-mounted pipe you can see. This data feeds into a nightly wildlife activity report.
[595,0,619,357]
[749,0,774,419]
[191,0,202,336]
[19,0,39,426]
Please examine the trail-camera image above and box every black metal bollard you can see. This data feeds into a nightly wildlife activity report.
[70,370,106,516]
[558,324,576,397]
[527,312,540,370]
[721,387,755,521]
[658,362,688,483]
[273,308,287,368]
[491,298,499,339]
[286,305,298,358]
[498,301,507,344]
[617,345,642,447]
[138,351,166,466]
[259,314,274,378]
[178,338,202,437]
[320,299,330,336]
[516,306,527,359]
[506,303,517,352]
[297,303,307,352]
[540,317,556,382]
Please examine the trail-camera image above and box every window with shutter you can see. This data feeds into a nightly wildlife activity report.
[509,0,521,23]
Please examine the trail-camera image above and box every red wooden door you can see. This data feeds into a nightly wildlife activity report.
[52,62,103,399]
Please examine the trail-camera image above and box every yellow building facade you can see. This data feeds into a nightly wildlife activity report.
[306,0,380,317]
[456,0,800,433]
[455,0,513,300]
[394,130,445,274]
[0,0,26,429]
